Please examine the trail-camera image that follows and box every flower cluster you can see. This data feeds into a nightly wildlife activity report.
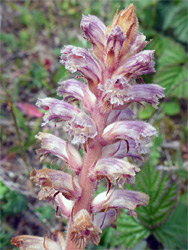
[12,4,164,250]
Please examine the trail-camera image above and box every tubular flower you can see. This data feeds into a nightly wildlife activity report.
[30,168,81,201]
[11,232,65,250]
[12,4,165,250]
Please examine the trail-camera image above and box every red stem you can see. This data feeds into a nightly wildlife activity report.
[65,103,108,250]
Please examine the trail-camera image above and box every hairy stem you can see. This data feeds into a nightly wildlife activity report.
[66,104,108,250]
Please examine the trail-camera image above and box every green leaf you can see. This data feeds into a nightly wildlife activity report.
[154,65,188,99]
[101,213,150,249]
[153,37,188,99]
[116,213,150,248]
[138,105,155,120]
[157,43,187,69]
[146,33,172,57]
[134,162,177,229]
[154,203,188,249]
[162,102,180,116]
[162,2,188,43]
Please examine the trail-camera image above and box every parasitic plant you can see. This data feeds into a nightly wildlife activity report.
[11,4,164,250]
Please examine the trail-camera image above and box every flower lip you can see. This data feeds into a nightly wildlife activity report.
[11,235,63,250]
[91,189,149,216]
[60,45,102,87]
[55,193,74,218]
[103,120,157,142]
[30,168,82,201]
[70,209,102,249]
[36,97,79,126]
[89,157,140,186]
[35,132,82,172]
[64,112,97,144]
[115,50,155,79]
[81,15,106,47]
[57,79,96,112]
[102,139,144,160]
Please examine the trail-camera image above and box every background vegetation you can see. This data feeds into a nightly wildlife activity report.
[0,0,187,249]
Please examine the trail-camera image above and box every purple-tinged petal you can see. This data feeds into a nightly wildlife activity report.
[102,139,143,160]
[121,32,146,61]
[71,209,101,248]
[57,79,96,112]
[99,76,164,109]
[35,132,82,171]
[91,189,149,216]
[81,15,106,59]
[116,50,155,79]
[11,235,62,250]
[106,25,125,67]
[90,158,140,186]
[127,84,165,108]
[93,209,121,230]
[60,46,102,88]
[55,193,74,218]
[103,120,157,146]
[131,32,146,54]
[30,168,81,201]
[107,109,135,125]
[36,97,79,126]
[98,76,131,107]
[64,112,97,144]
[106,4,138,55]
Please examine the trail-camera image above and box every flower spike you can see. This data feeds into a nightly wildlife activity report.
[12,4,164,250]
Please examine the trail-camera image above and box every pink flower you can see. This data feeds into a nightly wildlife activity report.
[57,79,96,113]
[91,189,149,217]
[30,168,81,201]
[35,132,82,172]
[13,4,165,250]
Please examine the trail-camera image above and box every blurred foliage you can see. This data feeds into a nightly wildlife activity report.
[0,182,27,216]
[34,204,55,223]
[0,0,187,249]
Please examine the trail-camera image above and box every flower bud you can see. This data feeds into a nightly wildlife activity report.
[81,15,106,60]
[106,4,138,54]
[106,25,125,68]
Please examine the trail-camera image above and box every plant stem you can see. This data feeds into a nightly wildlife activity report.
[0,73,30,173]
[65,104,108,250]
